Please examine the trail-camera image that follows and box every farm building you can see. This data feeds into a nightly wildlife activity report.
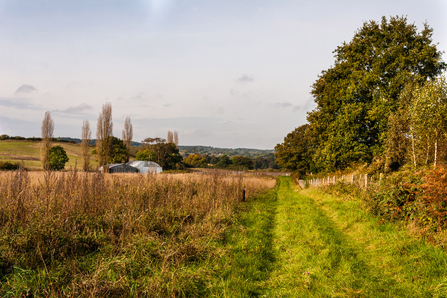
[127,160,163,174]
[100,163,139,173]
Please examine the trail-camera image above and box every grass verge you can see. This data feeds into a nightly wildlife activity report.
[263,178,447,297]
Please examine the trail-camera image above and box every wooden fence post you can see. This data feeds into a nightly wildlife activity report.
[364,174,368,189]
[351,175,354,185]
[242,188,246,202]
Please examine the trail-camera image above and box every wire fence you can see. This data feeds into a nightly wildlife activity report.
[307,173,385,190]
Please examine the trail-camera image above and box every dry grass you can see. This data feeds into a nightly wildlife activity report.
[0,168,275,297]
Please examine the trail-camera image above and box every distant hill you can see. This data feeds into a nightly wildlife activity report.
[58,138,273,157]
[177,146,274,158]
[58,137,142,147]
[5,136,274,159]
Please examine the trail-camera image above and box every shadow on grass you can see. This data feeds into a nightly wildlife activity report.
[292,189,410,296]
[214,186,278,297]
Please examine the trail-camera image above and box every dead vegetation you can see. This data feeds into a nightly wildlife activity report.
[0,168,275,296]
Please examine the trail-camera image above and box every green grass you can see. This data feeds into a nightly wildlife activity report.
[3,172,447,296]
[0,140,97,169]
[212,176,447,297]
[208,185,278,297]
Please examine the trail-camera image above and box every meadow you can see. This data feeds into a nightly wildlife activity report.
[0,140,96,170]
[0,169,275,297]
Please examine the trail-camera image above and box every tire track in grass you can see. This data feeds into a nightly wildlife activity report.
[213,176,447,297]
[265,177,407,297]
[210,184,278,297]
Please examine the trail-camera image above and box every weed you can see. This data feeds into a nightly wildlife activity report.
[0,169,275,296]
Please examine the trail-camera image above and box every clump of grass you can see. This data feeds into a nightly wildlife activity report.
[0,168,275,296]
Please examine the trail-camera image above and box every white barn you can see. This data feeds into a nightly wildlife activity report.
[127,161,163,174]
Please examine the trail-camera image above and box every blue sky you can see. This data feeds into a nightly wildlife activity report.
[0,0,446,149]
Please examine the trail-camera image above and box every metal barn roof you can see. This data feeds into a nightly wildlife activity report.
[127,160,163,174]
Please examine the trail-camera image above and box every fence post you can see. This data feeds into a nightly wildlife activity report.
[242,188,246,202]
[379,173,383,187]
[364,174,368,189]
[351,175,354,185]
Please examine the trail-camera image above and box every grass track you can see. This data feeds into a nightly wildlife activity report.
[216,176,447,297]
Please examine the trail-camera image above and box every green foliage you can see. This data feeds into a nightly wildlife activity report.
[92,137,129,164]
[184,154,208,168]
[138,143,182,170]
[231,156,253,170]
[215,155,232,169]
[410,77,447,166]
[178,146,274,158]
[108,137,129,164]
[253,153,280,169]
[275,124,315,175]
[306,16,446,171]
[48,145,69,170]
[0,161,21,171]
[135,149,155,161]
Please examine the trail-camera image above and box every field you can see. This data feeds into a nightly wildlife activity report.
[2,164,447,296]
[0,169,275,296]
[0,140,97,170]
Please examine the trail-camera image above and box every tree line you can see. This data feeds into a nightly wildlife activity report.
[275,16,446,175]
[183,153,280,170]
[38,102,183,171]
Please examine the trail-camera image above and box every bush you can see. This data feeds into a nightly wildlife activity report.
[0,161,20,171]
[48,145,69,170]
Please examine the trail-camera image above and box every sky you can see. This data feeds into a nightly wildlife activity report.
[0,0,446,149]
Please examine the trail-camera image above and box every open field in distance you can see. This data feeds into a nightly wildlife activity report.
[0,140,98,170]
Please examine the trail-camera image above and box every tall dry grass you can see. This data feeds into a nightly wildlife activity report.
[0,168,275,297]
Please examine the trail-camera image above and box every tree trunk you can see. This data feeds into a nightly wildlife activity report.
[411,131,416,167]
[434,136,438,168]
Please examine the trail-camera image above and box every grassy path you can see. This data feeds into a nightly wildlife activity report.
[214,176,447,297]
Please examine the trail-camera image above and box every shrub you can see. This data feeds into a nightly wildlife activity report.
[48,145,69,170]
[0,161,20,171]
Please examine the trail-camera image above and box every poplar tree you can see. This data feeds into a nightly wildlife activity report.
[81,120,92,171]
[122,115,133,162]
[167,131,174,143]
[96,103,113,167]
[174,131,179,146]
[40,111,54,170]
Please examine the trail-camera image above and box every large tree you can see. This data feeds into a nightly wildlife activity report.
[275,124,315,175]
[122,115,133,162]
[96,103,113,167]
[92,137,129,164]
[308,16,445,171]
[40,111,54,170]
[137,139,182,170]
[81,120,92,171]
